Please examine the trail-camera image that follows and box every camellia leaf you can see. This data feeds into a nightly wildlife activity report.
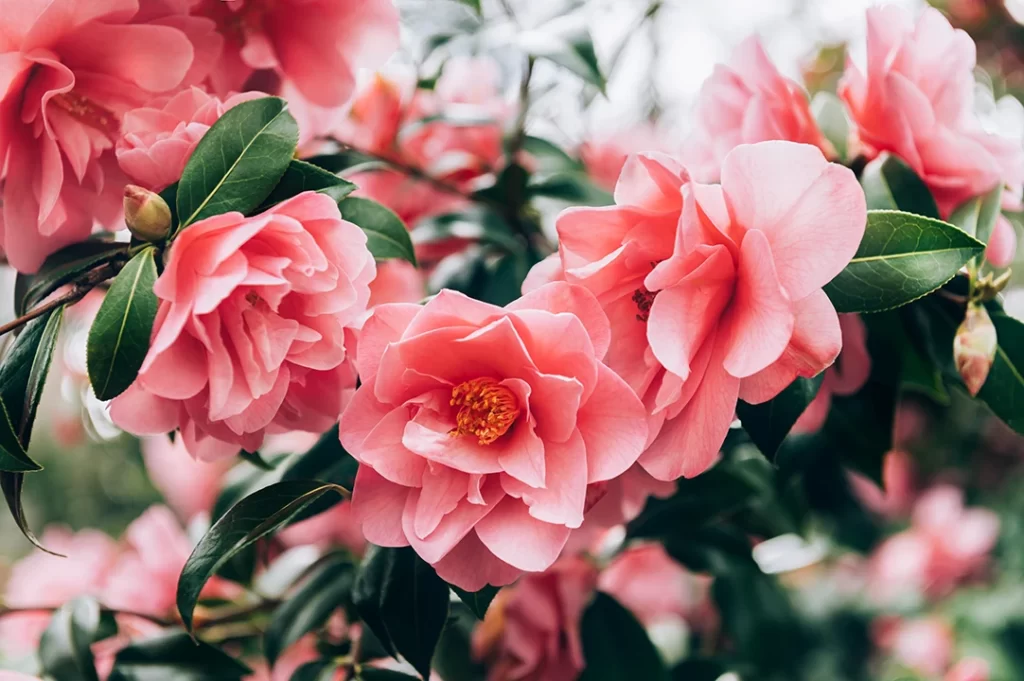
[264,553,355,664]
[736,374,825,460]
[824,210,984,313]
[87,248,159,400]
[949,185,1003,245]
[811,91,849,162]
[39,597,117,681]
[14,239,127,315]
[452,585,499,620]
[977,310,1024,435]
[338,197,417,265]
[176,97,299,228]
[359,669,422,681]
[177,480,347,633]
[412,208,523,256]
[860,154,940,218]
[352,546,451,680]
[578,592,669,681]
[260,159,357,209]
[107,630,251,681]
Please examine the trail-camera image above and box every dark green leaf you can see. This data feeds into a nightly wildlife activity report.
[520,136,582,173]
[176,97,299,228]
[352,546,450,679]
[264,553,354,664]
[824,210,984,313]
[108,630,250,681]
[1,472,54,553]
[160,183,179,230]
[39,597,117,681]
[860,154,940,218]
[527,172,613,206]
[339,197,417,265]
[452,0,480,13]
[431,608,486,681]
[950,185,1003,245]
[177,480,346,632]
[977,310,1024,434]
[239,449,276,471]
[87,248,159,400]
[261,159,357,208]
[578,593,669,681]
[520,22,605,91]
[359,669,422,681]
[412,209,522,255]
[737,374,825,460]
[811,91,849,162]
[15,240,126,315]
[451,585,498,620]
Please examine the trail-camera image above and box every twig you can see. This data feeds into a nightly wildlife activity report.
[0,262,118,338]
[332,141,481,203]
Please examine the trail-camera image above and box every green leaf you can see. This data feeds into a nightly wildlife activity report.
[977,310,1024,434]
[261,159,357,208]
[520,136,583,173]
[1,473,52,553]
[527,172,614,206]
[412,208,523,255]
[860,154,940,218]
[177,480,346,633]
[737,374,825,460]
[87,248,159,400]
[352,546,451,680]
[176,97,299,228]
[264,553,354,664]
[519,22,605,91]
[578,593,669,681]
[452,0,480,13]
[359,669,422,681]
[824,210,985,313]
[39,597,117,681]
[15,239,126,315]
[950,185,1003,245]
[451,585,498,620]
[338,197,417,265]
[108,630,251,681]
[811,91,849,162]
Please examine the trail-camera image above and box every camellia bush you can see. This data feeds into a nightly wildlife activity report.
[2,0,1024,680]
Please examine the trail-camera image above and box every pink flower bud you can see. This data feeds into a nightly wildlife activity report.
[954,303,997,396]
[123,185,171,242]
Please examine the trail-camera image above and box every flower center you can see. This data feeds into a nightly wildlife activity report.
[51,92,119,138]
[449,377,520,445]
[632,287,656,322]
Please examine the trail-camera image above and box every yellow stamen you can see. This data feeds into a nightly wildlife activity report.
[449,377,520,445]
[51,92,119,137]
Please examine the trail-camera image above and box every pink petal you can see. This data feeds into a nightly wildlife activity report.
[501,429,588,528]
[351,466,411,547]
[475,498,571,572]
[431,531,522,591]
[577,364,648,482]
[109,383,181,435]
[509,282,611,359]
[403,482,502,564]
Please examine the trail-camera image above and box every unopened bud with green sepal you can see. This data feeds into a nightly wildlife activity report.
[124,185,171,242]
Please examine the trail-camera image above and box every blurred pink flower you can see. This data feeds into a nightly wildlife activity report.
[341,283,648,589]
[682,36,831,183]
[792,314,870,433]
[848,449,917,519]
[110,192,374,460]
[986,215,1017,267]
[581,124,673,191]
[142,435,231,520]
[368,259,426,308]
[279,502,367,555]
[946,658,991,681]
[875,616,954,677]
[334,68,418,159]
[840,6,1024,216]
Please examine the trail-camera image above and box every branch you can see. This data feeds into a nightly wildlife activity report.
[0,262,118,338]
[332,141,481,204]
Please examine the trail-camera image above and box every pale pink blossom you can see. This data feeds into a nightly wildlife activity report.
[279,502,367,555]
[848,449,917,519]
[986,215,1017,267]
[340,283,648,589]
[876,616,954,677]
[333,67,418,159]
[0,0,218,272]
[840,6,1024,216]
[946,658,991,681]
[369,259,426,308]
[682,36,831,183]
[116,87,262,192]
[581,124,674,191]
[472,556,598,681]
[110,192,374,460]
[792,314,870,433]
[142,435,231,520]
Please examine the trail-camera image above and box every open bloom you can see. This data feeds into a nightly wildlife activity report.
[682,36,831,183]
[874,616,954,678]
[110,191,374,460]
[142,435,231,520]
[792,314,871,433]
[0,0,217,272]
[340,283,648,589]
[840,6,1024,216]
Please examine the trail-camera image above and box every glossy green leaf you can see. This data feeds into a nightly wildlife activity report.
[264,553,355,664]
[15,239,127,315]
[860,154,939,218]
[39,597,117,681]
[949,185,1003,245]
[737,374,825,459]
[87,248,159,400]
[261,159,357,208]
[412,208,522,255]
[452,0,480,13]
[578,593,669,681]
[339,197,417,265]
[811,91,849,162]
[824,210,984,313]
[176,97,299,228]
[177,480,346,633]
[527,172,613,206]
[1,472,53,553]
[977,310,1024,435]
[519,22,605,91]
[359,669,422,681]
[352,546,451,680]
[452,585,498,620]
[520,135,582,173]
[108,630,250,681]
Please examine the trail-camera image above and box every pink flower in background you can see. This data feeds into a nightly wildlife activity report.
[987,214,1018,268]
[196,0,399,110]
[682,36,831,183]
[848,449,917,519]
[341,283,648,589]
[472,556,598,681]
[279,502,367,555]
[116,88,262,192]
[566,466,675,554]
[333,67,418,159]
[840,6,1024,216]
[946,658,991,681]
[368,259,427,307]
[110,192,374,460]
[792,314,871,434]
[0,0,217,272]
[142,435,231,520]
[581,124,674,191]
[875,616,954,677]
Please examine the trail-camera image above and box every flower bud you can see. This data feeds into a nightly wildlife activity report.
[954,303,997,397]
[124,185,171,242]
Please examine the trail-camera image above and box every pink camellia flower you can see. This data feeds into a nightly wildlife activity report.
[0,0,218,272]
[116,87,262,192]
[472,556,598,681]
[946,658,991,681]
[792,314,871,433]
[987,215,1017,267]
[681,36,832,183]
[279,502,367,555]
[340,282,648,589]
[110,191,374,460]
[333,67,417,159]
[581,124,676,192]
[195,0,399,111]
[848,449,917,519]
[874,616,954,678]
[369,259,426,307]
[840,6,1024,216]
[528,142,865,480]
[142,435,231,520]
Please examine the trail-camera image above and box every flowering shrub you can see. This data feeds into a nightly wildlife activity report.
[0,2,1023,681]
